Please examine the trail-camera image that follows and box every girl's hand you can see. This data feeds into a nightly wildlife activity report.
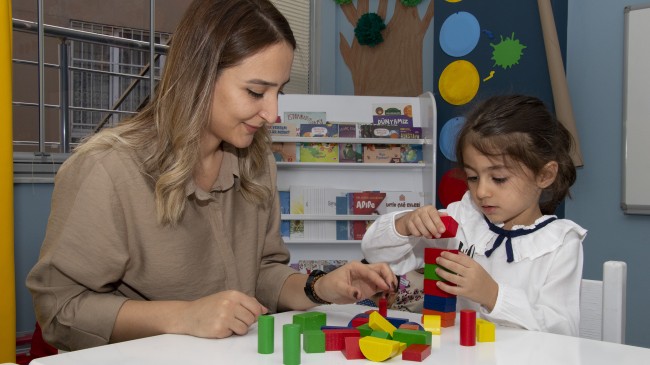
[434,251,499,311]
[315,261,397,304]
[180,290,268,338]
[394,205,450,239]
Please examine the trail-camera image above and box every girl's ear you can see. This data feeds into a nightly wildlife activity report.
[537,161,558,188]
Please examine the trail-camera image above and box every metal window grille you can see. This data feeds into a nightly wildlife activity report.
[69,21,170,142]
[270,0,311,94]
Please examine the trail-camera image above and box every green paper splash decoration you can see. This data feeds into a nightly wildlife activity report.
[400,0,423,7]
[354,12,386,47]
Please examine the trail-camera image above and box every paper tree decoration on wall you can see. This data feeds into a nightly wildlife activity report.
[339,0,434,96]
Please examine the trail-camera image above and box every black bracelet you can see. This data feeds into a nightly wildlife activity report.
[304,270,331,305]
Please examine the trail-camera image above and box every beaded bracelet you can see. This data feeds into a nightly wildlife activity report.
[304,270,331,305]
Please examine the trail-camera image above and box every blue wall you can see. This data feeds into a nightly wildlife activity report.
[566,0,650,349]
[14,183,52,335]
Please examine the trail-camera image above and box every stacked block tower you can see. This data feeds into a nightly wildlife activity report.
[422,216,459,327]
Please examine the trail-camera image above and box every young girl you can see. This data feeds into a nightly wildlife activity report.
[362,94,587,336]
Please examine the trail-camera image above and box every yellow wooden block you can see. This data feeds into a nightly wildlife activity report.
[476,318,495,342]
[368,311,397,336]
[422,314,441,335]
[359,336,402,362]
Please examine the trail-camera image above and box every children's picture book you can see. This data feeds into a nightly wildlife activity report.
[360,124,401,139]
[299,123,339,138]
[376,191,426,214]
[338,123,362,163]
[399,127,422,139]
[300,143,339,163]
[271,142,297,162]
[268,123,300,136]
[283,111,326,124]
[372,103,413,127]
[400,144,423,163]
[336,195,349,240]
[363,144,401,163]
[349,191,387,240]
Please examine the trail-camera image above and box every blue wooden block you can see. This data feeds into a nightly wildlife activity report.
[423,295,457,312]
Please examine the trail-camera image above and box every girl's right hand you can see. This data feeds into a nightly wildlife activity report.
[394,205,450,239]
[181,290,268,338]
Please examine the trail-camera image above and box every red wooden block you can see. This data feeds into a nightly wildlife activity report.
[378,297,388,317]
[439,215,458,238]
[424,248,459,265]
[342,336,365,360]
[322,328,360,351]
[350,316,369,328]
[402,344,431,362]
[423,279,456,298]
[421,309,456,327]
[460,310,476,346]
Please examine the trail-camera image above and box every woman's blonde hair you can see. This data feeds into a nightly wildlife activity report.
[75,0,296,226]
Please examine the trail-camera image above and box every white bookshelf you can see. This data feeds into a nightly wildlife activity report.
[276,93,437,262]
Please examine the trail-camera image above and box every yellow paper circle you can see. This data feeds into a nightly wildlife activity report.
[438,60,480,106]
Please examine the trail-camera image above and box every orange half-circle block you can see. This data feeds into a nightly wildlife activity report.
[359,336,402,362]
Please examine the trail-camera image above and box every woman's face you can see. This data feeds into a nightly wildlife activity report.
[206,42,293,149]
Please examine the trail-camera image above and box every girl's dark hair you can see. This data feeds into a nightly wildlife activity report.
[455,94,577,214]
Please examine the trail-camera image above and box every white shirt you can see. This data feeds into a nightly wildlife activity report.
[361,192,587,336]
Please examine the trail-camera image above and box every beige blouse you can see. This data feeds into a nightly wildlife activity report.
[26,145,296,350]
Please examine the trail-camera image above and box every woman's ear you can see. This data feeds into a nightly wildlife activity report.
[537,161,558,188]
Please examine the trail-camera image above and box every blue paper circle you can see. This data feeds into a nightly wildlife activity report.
[439,116,466,161]
[439,11,480,57]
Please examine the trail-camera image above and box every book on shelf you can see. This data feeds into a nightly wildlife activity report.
[268,122,300,136]
[377,191,426,214]
[299,123,339,163]
[372,102,413,127]
[279,190,290,239]
[349,191,387,240]
[360,124,401,139]
[336,195,350,240]
[272,142,297,162]
[283,111,326,124]
[338,123,362,163]
[363,144,401,163]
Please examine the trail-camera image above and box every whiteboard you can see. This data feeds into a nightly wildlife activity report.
[622,5,650,214]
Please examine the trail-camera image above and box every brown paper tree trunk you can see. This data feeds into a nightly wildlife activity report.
[339,0,434,96]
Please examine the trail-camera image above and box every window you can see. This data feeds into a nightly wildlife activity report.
[69,21,171,142]
[270,0,311,94]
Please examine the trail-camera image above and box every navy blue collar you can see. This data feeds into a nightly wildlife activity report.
[483,215,557,263]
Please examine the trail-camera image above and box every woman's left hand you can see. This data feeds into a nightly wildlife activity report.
[434,251,499,311]
[314,261,397,304]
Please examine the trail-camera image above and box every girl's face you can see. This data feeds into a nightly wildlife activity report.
[205,42,293,149]
[462,145,549,230]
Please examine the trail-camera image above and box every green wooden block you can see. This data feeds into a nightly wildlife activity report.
[283,324,301,365]
[303,330,326,353]
[392,328,432,347]
[356,323,373,337]
[258,315,274,354]
[424,264,444,281]
[293,311,327,333]
[370,330,392,340]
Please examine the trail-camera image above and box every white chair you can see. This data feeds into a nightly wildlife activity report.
[579,261,627,343]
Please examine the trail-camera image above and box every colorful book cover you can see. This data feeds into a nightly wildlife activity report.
[283,111,326,124]
[339,143,363,163]
[377,191,426,214]
[338,123,358,138]
[399,127,422,139]
[271,142,297,162]
[400,144,423,163]
[372,103,413,127]
[269,122,300,136]
[360,124,401,139]
[363,144,401,163]
[349,191,387,240]
[299,122,339,138]
[299,143,339,163]
[289,185,306,239]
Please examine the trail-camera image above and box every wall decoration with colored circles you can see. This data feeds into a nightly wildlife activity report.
[433,0,568,209]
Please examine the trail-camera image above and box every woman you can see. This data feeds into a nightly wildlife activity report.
[27,0,395,351]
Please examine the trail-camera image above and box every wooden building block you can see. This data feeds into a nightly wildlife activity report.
[402,344,431,362]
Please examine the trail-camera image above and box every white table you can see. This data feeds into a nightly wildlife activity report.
[30,304,650,365]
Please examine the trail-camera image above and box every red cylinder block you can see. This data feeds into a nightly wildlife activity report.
[460,309,476,346]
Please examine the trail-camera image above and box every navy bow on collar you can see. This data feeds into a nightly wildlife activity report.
[483,215,557,263]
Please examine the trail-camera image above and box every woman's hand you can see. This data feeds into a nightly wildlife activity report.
[395,205,449,239]
[314,261,397,304]
[434,251,499,311]
[180,290,268,338]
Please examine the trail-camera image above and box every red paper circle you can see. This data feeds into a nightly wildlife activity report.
[438,168,468,208]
